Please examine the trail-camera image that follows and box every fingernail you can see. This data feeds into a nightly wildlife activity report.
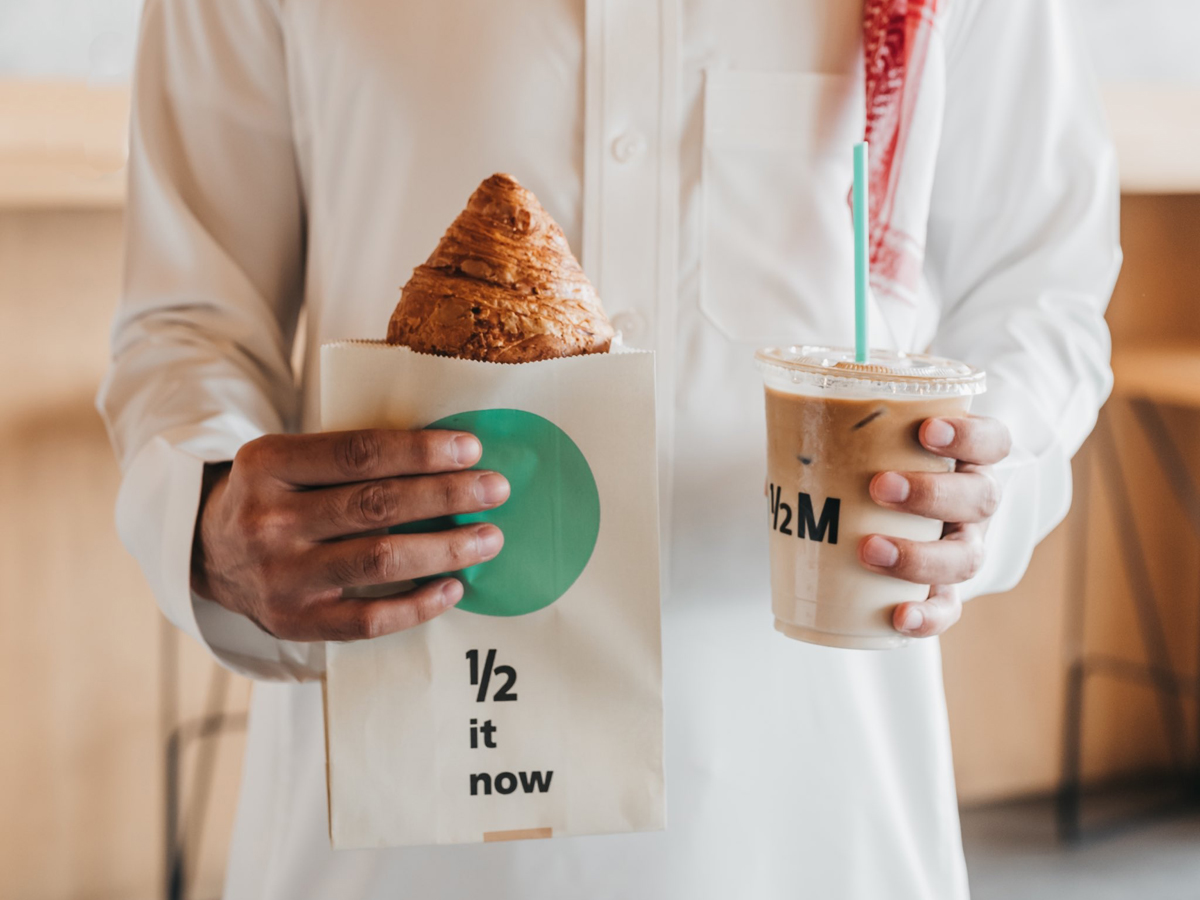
[475,472,510,506]
[440,579,464,608]
[862,536,900,567]
[476,525,504,560]
[873,472,910,504]
[924,419,955,449]
[453,434,481,465]
[900,607,924,633]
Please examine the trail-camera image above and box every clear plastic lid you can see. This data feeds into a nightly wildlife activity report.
[756,346,986,397]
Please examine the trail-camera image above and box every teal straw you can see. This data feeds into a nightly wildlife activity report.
[853,141,869,364]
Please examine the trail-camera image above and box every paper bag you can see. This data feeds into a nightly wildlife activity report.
[320,341,664,849]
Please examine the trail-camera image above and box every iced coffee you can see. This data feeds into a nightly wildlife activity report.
[757,347,986,650]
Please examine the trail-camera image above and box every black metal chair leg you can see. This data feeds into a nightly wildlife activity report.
[1058,435,1092,843]
[1096,411,1190,773]
[1058,659,1086,842]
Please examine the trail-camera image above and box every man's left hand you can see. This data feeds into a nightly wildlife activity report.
[858,415,1013,638]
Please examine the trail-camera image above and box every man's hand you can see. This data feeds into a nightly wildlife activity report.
[858,416,1013,639]
[192,429,509,642]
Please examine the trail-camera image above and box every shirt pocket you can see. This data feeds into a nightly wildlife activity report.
[700,70,861,345]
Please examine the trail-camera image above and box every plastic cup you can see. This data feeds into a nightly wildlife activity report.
[756,346,986,650]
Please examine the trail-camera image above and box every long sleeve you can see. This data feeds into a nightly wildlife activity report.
[96,0,322,679]
[926,0,1122,599]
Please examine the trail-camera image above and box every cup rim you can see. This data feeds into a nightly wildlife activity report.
[756,346,986,397]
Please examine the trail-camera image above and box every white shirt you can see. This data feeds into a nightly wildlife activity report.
[98,1,1121,897]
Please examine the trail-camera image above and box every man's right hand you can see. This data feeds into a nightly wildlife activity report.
[191,429,508,643]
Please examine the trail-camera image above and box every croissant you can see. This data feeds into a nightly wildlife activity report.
[386,173,614,363]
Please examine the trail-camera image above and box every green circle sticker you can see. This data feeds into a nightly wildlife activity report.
[391,409,600,617]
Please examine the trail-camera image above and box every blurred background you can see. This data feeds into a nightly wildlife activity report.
[2,1,1200,898]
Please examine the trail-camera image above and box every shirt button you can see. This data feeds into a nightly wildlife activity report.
[611,131,647,164]
[611,310,648,343]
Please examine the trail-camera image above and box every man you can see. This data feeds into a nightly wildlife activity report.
[98,1,1120,897]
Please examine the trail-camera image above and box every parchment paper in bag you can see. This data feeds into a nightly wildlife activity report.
[320,341,664,848]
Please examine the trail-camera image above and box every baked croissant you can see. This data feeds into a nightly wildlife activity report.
[387,173,614,363]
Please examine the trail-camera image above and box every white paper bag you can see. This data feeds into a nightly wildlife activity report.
[320,341,664,849]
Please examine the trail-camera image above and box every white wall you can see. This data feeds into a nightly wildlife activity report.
[1,0,1198,85]
[1074,0,1200,85]
[0,0,141,80]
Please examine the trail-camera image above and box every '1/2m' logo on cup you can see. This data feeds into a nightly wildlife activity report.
[767,483,840,545]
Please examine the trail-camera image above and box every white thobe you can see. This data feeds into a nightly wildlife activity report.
[98,0,1121,897]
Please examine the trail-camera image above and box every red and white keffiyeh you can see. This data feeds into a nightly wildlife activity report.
[861,0,945,308]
